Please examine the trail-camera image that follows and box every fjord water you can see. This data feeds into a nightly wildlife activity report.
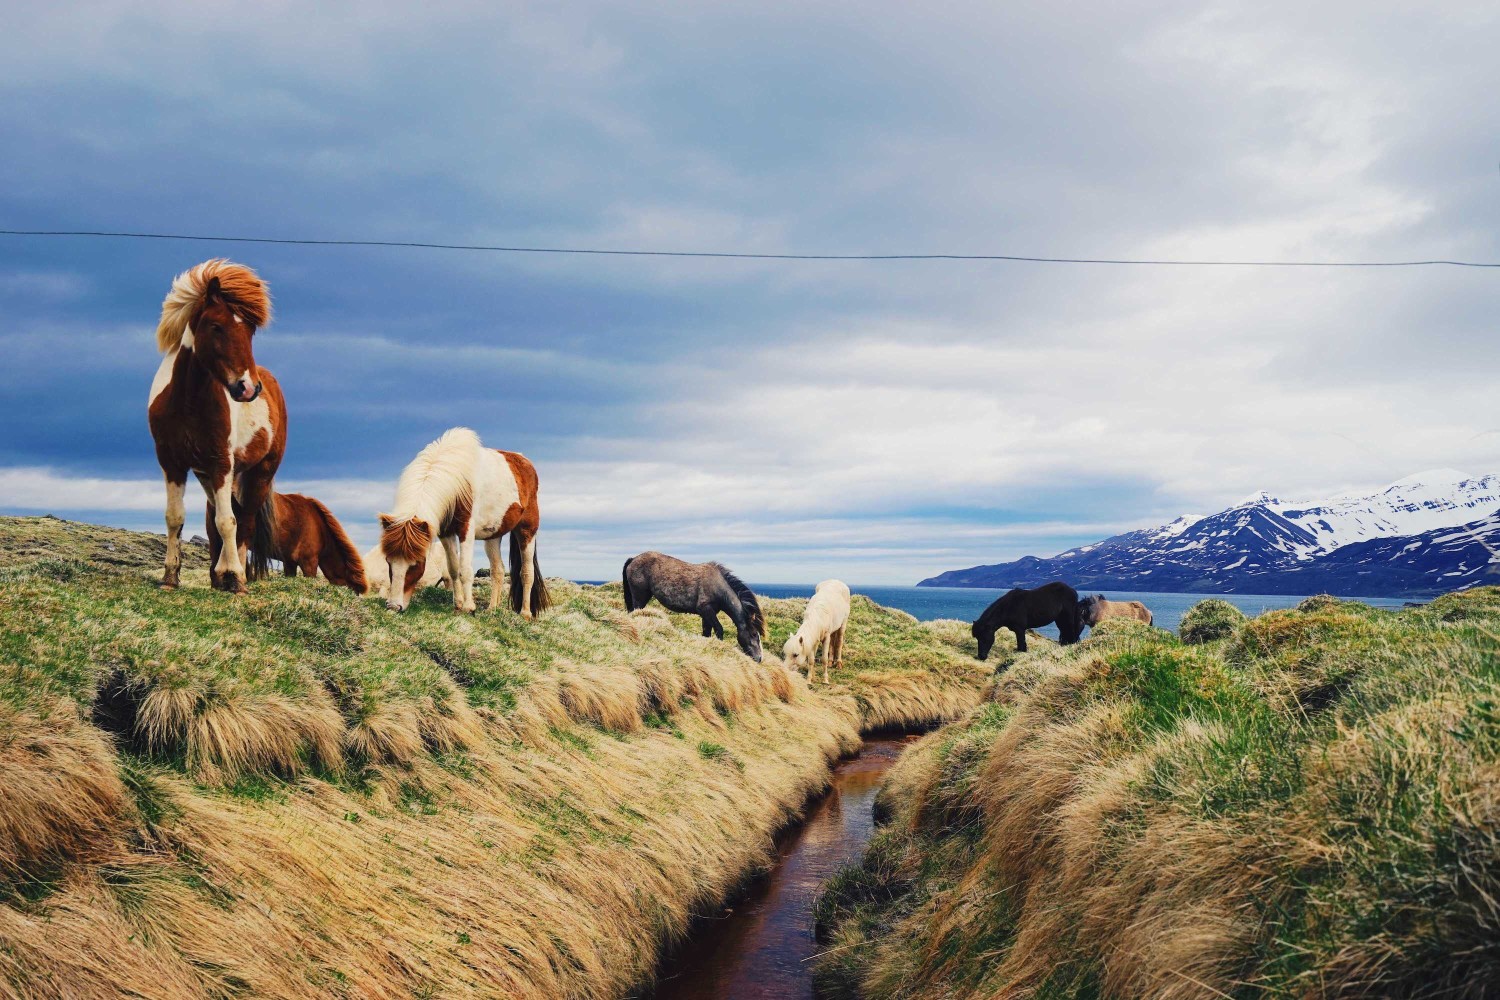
[647,737,916,1000]
[755,584,1414,636]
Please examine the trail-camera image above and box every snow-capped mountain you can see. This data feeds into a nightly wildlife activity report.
[918,471,1500,597]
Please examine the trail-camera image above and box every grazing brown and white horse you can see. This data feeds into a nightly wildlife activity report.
[362,540,450,599]
[148,260,285,594]
[377,427,549,616]
[259,492,366,594]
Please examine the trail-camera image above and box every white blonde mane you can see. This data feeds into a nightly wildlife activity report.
[390,427,482,524]
[157,265,206,352]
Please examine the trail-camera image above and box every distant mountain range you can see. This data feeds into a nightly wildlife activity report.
[918,470,1500,598]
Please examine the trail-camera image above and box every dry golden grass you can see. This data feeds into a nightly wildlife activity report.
[0,696,129,884]
[0,516,995,999]
[815,589,1500,1000]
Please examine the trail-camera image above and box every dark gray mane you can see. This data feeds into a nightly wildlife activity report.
[710,563,765,638]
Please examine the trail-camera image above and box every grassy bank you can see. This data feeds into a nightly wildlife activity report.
[0,516,985,999]
[628,588,991,732]
[814,589,1500,999]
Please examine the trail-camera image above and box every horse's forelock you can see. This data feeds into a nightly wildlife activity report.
[380,517,431,562]
[198,259,271,328]
[156,258,271,353]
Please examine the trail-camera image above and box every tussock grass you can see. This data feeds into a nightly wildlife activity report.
[0,516,987,998]
[1179,596,1247,644]
[814,589,1500,1000]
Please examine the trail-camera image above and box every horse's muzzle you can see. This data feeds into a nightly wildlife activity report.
[229,379,263,403]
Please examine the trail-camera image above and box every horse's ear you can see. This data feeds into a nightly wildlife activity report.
[204,276,222,302]
[378,513,397,531]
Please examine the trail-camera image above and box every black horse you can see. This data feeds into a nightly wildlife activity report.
[971,581,1083,659]
[622,551,766,662]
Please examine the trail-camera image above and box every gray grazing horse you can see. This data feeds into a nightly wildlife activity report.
[622,551,765,662]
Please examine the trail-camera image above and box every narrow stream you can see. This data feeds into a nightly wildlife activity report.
[645,736,917,1000]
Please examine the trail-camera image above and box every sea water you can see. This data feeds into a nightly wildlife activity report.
[750,584,1414,637]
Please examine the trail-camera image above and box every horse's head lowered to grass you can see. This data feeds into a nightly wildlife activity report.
[715,565,766,662]
[378,514,434,612]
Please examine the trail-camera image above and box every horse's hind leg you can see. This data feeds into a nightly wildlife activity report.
[516,532,538,620]
[485,536,507,610]
[230,467,274,592]
[160,473,186,589]
[830,626,845,672]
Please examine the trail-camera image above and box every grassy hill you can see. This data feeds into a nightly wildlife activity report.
[813,589,1500,998]
[0,515,988,999]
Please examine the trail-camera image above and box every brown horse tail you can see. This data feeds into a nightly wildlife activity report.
[621,557,636,611]
[509,533,552,616]
[309,498,367,594]
[247,493,277,582]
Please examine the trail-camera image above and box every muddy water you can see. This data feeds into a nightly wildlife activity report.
[646,737,917,1000]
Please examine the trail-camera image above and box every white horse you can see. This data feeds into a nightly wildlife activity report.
[376,427,549,616]
[362,540,452,598]
[783,579,851,683]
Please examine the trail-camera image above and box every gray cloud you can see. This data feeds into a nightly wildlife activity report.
[1,1,1496,582]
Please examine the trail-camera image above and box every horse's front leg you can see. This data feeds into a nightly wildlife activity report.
[438,535,468,613]
[701,614,715,637]
[205,472,245,593]
[160,473,186,589]
[485,536,507,610]
[1013,626,1028,653]
[820,633,832,684]
[459,529,478,613]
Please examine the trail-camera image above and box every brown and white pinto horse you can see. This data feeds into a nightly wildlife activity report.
[148,259,285,594]
[261,492,366,594]
[378,427,550,617]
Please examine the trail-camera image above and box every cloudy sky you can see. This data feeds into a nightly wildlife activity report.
[1,2,1497,583]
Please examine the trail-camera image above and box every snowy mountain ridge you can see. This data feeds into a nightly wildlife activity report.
[919,470,1500,598]
[1255,469,1500,557]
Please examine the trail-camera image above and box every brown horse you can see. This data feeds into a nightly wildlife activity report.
[148,260,286,594]
[261,492,366,594]
[1078,594,1154,629]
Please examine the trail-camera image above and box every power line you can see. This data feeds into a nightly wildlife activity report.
[2,228,1498,267]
